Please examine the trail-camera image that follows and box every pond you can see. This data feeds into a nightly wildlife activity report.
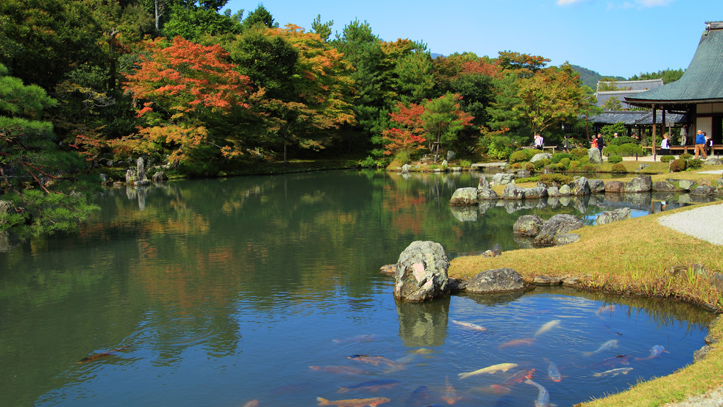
[0,170,715,407]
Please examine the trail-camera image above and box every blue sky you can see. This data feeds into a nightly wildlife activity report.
[224,0,723,79]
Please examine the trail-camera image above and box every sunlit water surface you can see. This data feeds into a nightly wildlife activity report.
[0,170,714,407]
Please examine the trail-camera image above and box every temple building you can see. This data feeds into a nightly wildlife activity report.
[626,21,723,148]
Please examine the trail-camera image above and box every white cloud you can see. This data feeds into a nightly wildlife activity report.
[607,0,675,9]
[636,0,675,6]
[556,0,584,5]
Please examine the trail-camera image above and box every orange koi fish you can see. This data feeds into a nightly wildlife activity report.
[309,366,367,375]
[77,346,130,364]
[441,376,463,405]
[489,368,535,392]
[242,400,259,407]
[546,360,561,382]
[317,396,390,407]
[498,338,536,349]
[451,320,487,332]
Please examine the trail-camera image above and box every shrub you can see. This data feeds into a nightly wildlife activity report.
[582,164,598,173]
[611,163,627,173]
[524,162,534,171]
[548,163,565,172]
[571,147,588,158]
[687,158,703,169]
[618,143,645,157]
[670,159,686,172]
[609,136,638,146]
[681,153,693,160]
[510,162,521,169]
[459,159,472,167]
[578,155,590,165]
[560,158,571,168]
[395,150,410,164]
[603,145,619,156]
[660,155,675,163]
[608,155,623,164]
[539,173,573,187]
[509,150,531,163]
[358,156,378,168]
[550,152,573,163]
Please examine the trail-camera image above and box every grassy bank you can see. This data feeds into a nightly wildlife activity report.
[449,168,723,407]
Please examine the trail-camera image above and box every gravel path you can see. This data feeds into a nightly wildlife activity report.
[658,203,723,246]
[658,203,723,406]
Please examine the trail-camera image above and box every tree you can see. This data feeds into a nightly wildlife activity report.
[163,3,242,42]
[119,36,253,170]
[0,64,99,237]
[515,63,593,136]
[310,14,333,42]
[241,4,276,30]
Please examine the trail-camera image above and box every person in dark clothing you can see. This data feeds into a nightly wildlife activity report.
[596,133,604,155]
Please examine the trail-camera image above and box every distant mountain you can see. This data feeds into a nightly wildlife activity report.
[570,65,625,89]
[431,53,443,59]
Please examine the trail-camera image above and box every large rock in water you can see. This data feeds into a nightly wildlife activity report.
[466,268,525,294]
[513,215,545,237]
[491,173,514,185]
[596,207,632,225]
[394,241,450,302]
[569,177,590,196]
[449,188,478,205]
[534,214,584,246]
[625,175,652,192]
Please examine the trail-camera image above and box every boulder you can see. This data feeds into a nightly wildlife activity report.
[718,178,723,192]
[534,214,584,246]
[558,185,571,196]
[653,181,677,192]
[491,173,514,185]
[530,153,552,163]
[402,163,411,173]
[517,169,532,178]
[502,183,525,200]
[532,275,563,285]
[676,179,697,191]
[152,171,168,183]
[704,157,723,165]
[478,188,499,200]
[513,215,545,237]
[547,186,560,197]
[605,181,625,193]
[99,173,108,184]
[478,176,490,189]
[596,207,632,225]
[588,148,602,164]
[394,241,450,302]
[465,268,525,294]
[523,186,548,199]
[450,188,479,206]
[588,179,605,194]
[691,186,716,196]
[625,175,652,192]
[554,233,580,246]
[379,264,396,275]
[569,177,591,196]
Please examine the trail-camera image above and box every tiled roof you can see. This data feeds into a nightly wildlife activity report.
[587,111,687,125]
[626,22,723,105]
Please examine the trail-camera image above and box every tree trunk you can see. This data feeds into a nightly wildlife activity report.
[107,29,119,90]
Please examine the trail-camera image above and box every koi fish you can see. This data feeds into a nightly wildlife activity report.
[405,385,430,406]
[442,376,463,405]
[583,340,618,357]
[525,379,551,407]
[242,400,259,407]
[451,320,486,332]
[489,369,536,392]
[588,355,630,369]
[546,360,561,382]
[592,367,633,377]
[498,338,536,349]
[348,355,405,372]
[338,379,400,394]
[459,362,517,379]
[77,346,130,364]
[534,320,560,337]
[310,365,367,375]
[635,345,666,361]
[595,305,614,317]
[317,396,390,407]
[602,324,623,336]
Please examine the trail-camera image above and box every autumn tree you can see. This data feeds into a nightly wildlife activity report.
[516,63,592,136]
[0,64,99,237]
[118,36,253,172]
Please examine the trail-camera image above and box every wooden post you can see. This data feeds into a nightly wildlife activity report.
[652,105,657,162]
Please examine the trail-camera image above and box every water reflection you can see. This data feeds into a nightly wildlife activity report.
[396,297,450,347]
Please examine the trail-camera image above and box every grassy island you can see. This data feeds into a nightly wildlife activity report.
[449,166,723,407]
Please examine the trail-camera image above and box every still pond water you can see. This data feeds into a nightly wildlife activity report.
[0,171,715,407]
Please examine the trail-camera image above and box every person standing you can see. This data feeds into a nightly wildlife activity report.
[534,133,544,150]
[660,133,670,155]
[680,125,688,146]
[596,133,604,156]
[695,129,707,159]
[563,135,572,153]
[705,133,713,156]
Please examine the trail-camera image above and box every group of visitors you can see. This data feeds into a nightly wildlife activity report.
[660,127,713,159]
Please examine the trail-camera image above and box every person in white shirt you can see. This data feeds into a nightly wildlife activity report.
[661,133,670,155]
[534,133,544,150]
